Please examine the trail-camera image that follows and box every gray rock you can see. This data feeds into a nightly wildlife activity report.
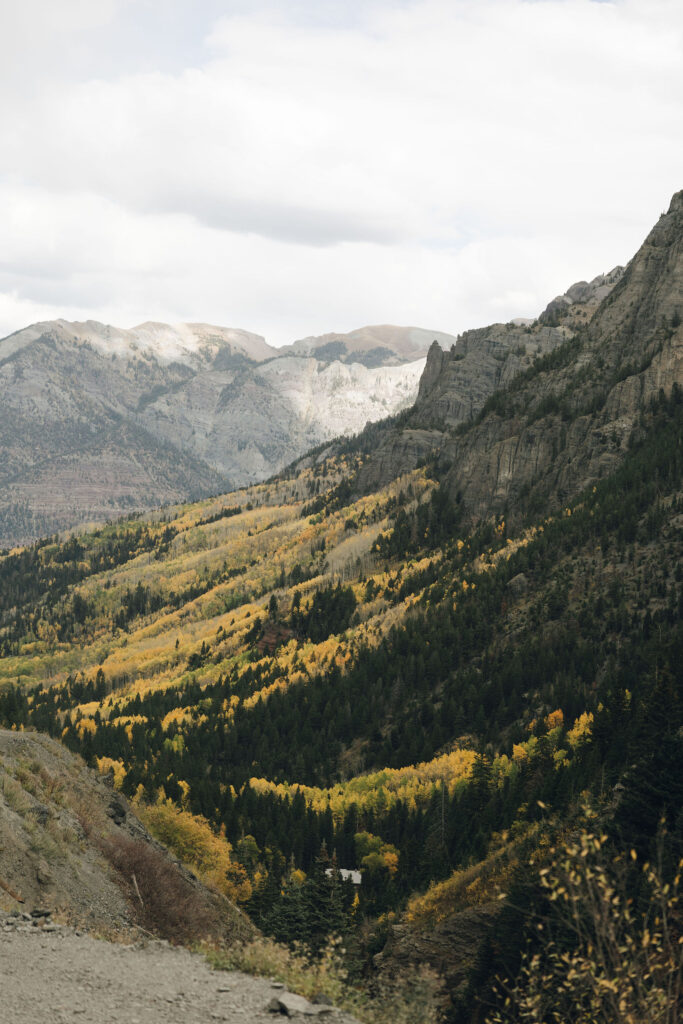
[353,195,683,526]
[35,860,53,886]
[106,796,128,826]
[436,193,682,523]
[355,259,628,498]
[538,295,571,325]
[268,991,335,1016]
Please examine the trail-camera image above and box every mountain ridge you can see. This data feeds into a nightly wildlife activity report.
[0,258,634,550]
[0,320,453,548]
[435,192,682,520]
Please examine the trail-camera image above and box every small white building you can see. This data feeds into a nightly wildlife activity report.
[325,867,362,885]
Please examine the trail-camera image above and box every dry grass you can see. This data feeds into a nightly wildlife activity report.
[26,819,69,862]
[206,935,441,1024]
[0,773,32,816]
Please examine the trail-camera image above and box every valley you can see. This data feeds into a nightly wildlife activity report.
[0,193,682,1022]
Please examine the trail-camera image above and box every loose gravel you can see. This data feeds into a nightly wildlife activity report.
[0,914,356,1023]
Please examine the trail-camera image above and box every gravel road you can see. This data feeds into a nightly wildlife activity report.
[0,924,355,1023]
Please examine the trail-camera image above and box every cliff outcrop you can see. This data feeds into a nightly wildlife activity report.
[437,192,682,520]
[356,261,625,495]
[356,195,680,518]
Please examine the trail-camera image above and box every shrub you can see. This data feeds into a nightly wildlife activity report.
[99,833,223,944]
[206,936,441,1024]
[138,798,251,903]
[486,828,683,1023]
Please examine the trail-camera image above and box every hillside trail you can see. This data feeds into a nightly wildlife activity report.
[0,925,356,1023]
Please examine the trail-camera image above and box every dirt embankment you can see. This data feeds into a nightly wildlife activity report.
[0,728,251,943]
[0,730,359,1021]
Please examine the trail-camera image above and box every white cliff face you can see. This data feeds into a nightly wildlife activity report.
[257,356,425,434]
[0,319,448,546]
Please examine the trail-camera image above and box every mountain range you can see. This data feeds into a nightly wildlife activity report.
[0,269,625,550]
[0,321,450,548]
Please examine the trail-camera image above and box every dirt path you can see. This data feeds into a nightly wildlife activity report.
[0,924,355,1023]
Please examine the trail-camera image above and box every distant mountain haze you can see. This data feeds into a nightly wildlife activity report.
[0,320,451,547]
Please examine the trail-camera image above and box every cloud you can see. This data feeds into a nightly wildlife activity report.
[0,0,681,345]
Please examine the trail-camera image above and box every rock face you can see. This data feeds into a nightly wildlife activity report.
[358,194,681,513]
[0,321,451,547]
[437,193,682,520]
[356,264,625,495]
[415,322,570,426]
[538,266,624,326]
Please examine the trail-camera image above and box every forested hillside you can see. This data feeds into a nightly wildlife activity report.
[0,380,681,1017]
[1,196,682,1022]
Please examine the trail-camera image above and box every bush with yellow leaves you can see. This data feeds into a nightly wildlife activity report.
[139,797,251,904]
[487,827,683,1024]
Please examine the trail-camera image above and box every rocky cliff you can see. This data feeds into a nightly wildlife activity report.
[357,194,681,514]
[436,192,682,520]
[415,322,568,426]
[355,264,625,494]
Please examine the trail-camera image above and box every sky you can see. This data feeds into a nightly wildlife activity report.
[0,0,681,347]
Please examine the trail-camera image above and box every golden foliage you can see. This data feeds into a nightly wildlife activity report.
[138,798,251,903]
[486,830,683,1024]
[405,848,515,926]
[545,709,564,731]
[249,748,476,820]
[96,756,127,789]
[567,711,594,748]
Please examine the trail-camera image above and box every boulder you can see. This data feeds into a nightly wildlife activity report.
[267,990,335,1015]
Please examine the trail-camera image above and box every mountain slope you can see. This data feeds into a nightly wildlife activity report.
[0,192,681,1020]
[0,728,251,944]
[435,192,682,520]
[1,380,680,1014]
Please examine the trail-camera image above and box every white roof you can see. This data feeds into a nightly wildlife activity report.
[325,867,362,884]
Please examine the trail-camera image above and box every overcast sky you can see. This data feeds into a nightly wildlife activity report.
[0,0,681,347]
